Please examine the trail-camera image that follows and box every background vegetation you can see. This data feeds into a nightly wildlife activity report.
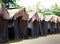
[1,0,60,16]
[2,0,21,8]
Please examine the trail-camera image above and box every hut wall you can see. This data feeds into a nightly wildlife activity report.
[13,19,20,39]
[57,22,60,33]
[47,21,52,34]
[39,21,43,35]
[18,17,28,39]
[32,20,40,37]
[55,23,58,33]
[28,21,33,36]
[51,22,56,33]
[41,20,48,35]
[0,19,8,42]
[21,20,28,38]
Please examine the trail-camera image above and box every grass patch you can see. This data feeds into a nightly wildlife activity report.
[8,39,23,43]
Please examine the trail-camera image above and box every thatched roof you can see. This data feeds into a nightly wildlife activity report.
[0,3,2,13]
[8,9,21,19]
[27,12,36,20]
[27,11,40,22]
[32,12,40,22]
[0,0,5,13]
[38,13,44,21]
[57,16,60,22]
[44,15,53,22]
[50,15,58,23]
[0,1,3,19]
[8,8,29,20]
[41,15,58,23]
[0,1,10,20]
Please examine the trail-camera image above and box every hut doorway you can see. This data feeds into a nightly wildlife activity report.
[8,20,15,40]
[8,27,14,40]
[28,28,32,36]
[28,21,33,37]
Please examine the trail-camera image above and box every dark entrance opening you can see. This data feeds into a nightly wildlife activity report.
[8,27,14,40]
[48,29,52,34]
[8,20,15,40]
[28,28,32,37]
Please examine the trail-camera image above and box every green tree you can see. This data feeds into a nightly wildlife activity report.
[35,2,53,15]
[41,9,53,15]
[2,0,16,8]
[26,7,33,12]
[0,0,5,6]
[51,3,60,16]
[13,2,21,8]
[35,2,41,13]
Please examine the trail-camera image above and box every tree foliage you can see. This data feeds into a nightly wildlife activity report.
[2,0,21,8]
[35,2,60,16]
[26,7,33,12]
[51,4,60,16]
[1,0,60,16]
[13,2,21,8]
[0,0,5,6]
[2,0,16,8]
[35,2,41,13]
[35,2,53,15]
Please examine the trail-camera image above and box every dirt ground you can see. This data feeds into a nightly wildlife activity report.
[1,34,60,44]
[8,34,60,44]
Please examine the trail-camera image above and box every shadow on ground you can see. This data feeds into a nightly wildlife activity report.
[0,43,9,44]
[6,33,60,43]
